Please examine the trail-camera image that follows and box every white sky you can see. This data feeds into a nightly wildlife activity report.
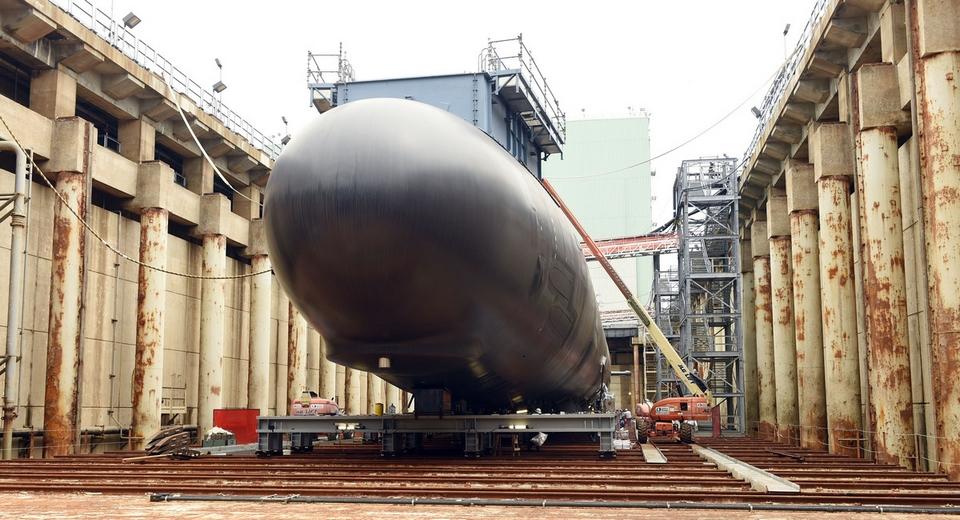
[102,0,817,228]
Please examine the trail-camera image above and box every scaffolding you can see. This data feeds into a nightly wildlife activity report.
[648,157,744,434]
[678,157,743,433]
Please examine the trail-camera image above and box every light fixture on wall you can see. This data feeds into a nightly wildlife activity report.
[122,12,141,29]
[213,58,227,93]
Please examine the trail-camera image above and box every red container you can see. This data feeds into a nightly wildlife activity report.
[212,408,260,444]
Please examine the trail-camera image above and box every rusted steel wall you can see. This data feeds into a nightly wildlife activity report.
[198,234,226,435]
[43,171,87,457]
[817,177,864,456]
[130,208,168,450]
[790,211,828,449]
[770,236,800,444]
[247,254,271,414]
[858,126,917,468]
[285,303,307,412]
[914,0,960,478]
[753,253,777,439]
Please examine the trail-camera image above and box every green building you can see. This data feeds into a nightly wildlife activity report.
[543,116,653,311]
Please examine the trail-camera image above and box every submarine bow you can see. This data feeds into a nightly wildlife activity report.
[264,98,610,412]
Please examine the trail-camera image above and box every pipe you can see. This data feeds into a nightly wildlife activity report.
[0,141,26,460]
[147,493,960,514]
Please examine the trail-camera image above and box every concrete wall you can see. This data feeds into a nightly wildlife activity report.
[0,0,401,454]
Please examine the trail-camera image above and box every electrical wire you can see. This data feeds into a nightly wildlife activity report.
[167,82,263,209]
[549,47,800,182]
[0,112,271,280]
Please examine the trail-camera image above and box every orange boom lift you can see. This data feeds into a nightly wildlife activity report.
[542,180,718,443]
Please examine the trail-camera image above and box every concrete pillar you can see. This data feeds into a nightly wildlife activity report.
[751,221,777,439]
[43,118,93,457]
[811,123,864,457]
[274,290,289,414]
[386,384,402,413]
[118,118,155,163]
[913,0,960,479]
[852,186,873,457]
[246,254,271,413]
[319,338,336,399]
[358,371,369,414]
[741,239,759,435]
[786,161,828,450]
[286,303,307,412]
[856,63,916,468]
[768,190,800,444]
[185,157,214,195]
[344,367,362,415]
[29,67,76,119]
[335,364,346,407]
[43,171,87,457]
[307,328,321,393]
[130,208,168,450]
[367,373,383,413]
[234,184,262,221]
[198,233,226,435]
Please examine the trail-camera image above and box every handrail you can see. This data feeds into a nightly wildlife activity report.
[739,0,830,179]
[480,35,566,145]
[51,0,282,159]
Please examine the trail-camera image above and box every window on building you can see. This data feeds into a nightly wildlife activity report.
[76,98,120,152]
[154,142,186,187]
[213,174,234,203]
[0,54,31,107]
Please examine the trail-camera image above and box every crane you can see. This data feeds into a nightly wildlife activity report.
[542,180,718,443]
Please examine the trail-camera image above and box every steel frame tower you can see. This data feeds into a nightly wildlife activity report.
[651,157,744,434]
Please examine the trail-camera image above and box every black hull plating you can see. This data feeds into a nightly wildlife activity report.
[265,98,610,412]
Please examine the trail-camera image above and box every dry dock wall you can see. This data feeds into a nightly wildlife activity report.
[0,0,399,455]
[738,0,960,478]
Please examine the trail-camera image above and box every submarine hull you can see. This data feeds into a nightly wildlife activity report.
[265,98,610,412]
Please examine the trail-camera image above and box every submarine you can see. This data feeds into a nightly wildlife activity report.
[264,98,610,413]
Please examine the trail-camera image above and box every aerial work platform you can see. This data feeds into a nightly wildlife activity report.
[257,413,617,458]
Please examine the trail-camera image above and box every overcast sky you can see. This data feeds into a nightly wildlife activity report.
[100,0,818,227]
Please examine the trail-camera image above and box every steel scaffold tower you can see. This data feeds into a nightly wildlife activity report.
[649,157,744,434]
[679,157,743,433]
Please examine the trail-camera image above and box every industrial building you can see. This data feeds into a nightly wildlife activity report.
[0,0,956,517]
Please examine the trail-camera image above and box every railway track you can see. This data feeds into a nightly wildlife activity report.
[0,438,956,509]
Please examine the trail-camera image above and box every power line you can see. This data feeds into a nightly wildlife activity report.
[549,47,799,181]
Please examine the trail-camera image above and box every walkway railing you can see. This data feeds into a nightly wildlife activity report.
[51,0,282,159]
[739,0,830,177]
